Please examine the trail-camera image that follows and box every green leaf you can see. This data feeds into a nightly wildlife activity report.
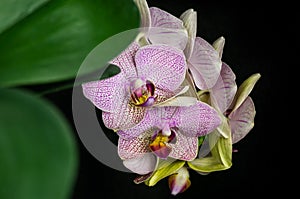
[0,89,78,199]
[0,0,139,87]
[145,159,185,186]
[231,73,261,113]
[0,0,50,34]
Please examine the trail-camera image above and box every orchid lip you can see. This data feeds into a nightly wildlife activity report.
[150,129,176,159]
[130,79,156,107]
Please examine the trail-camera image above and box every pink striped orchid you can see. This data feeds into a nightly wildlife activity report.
[117,101,221,175]
[82,42,196,130]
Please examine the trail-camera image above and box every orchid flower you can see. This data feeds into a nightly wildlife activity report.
[117,101,221,175]
[134,0,188,50]
[82,42,195,130]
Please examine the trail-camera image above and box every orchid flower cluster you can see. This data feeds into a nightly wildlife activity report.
[82,0,260,195]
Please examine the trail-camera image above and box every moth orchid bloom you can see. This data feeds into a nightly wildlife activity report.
[117,101,221,175]
[134,0,188,50]
[168,167,191,195]
[82,42,195,130]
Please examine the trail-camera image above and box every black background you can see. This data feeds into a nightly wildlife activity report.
[42,0,286,198]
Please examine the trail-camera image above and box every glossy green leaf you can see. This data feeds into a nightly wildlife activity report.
[231,73,261,113]
[0,0,139,87]
[145,159,185,186]
[0,0,49,34]
[0,89,78,199]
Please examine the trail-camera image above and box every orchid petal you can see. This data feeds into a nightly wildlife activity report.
[82,73,126,113]
[229,97,256,144]
[110,42,139,79]
[155,86,197,107]
[155,96,197,107]
[212,36,225,58]
[169,130,198,161]
[102,98,146,130]
[135,44,186,91]
[188,37,222,90]
[148,7,188,50]
[117,109,158,140]
[176,101,222,137]
[123,153,157,175]
[146,159,185,186]
[210,62,237,113]
[134,0,151,28]
[180,9,197,59]
[168,167,191,195]
[118,130,152,159]
[230,73,261,113]
[147,27,188,51]
[150,7,184,29]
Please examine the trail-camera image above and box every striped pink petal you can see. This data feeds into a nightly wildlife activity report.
[110,42,139,79]
[188,37,222,90]
[169,130,198,161]
[82,73,126,113]
[102,97,146,130]
[135,44,186,91]
[117,108,159,140]
[175,101,221,137]
[210,62,237,113]
[229,97,256,144]
[118,130,153,159]
[148,7,188,50]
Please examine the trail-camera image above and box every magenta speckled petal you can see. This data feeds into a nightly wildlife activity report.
[102,97,146,130]
[110,42,139,79]
[169,130,198,161]
[210,62,237,113]
[117,108,159,140]
[82,73,126,113]
[229,97,256,144]
[135,44,186,91]
[118,130,153,159]
[188,37,222,90]
[175,101,221,137]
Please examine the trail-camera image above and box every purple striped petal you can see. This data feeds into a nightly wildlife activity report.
[169,130,198,161]
[148,7,188,50]
[117,108,159,140]
[82,73,126,113]
[118,130,153,159]
[229,97,256,144]
[135,44,186,91]
[150,7,184,29]
[175,101,222,137]
[123,153,157,175]
[210,62,237,113]
[102,97,146,130]
[110,42,139,79]
[188,37,222,90]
